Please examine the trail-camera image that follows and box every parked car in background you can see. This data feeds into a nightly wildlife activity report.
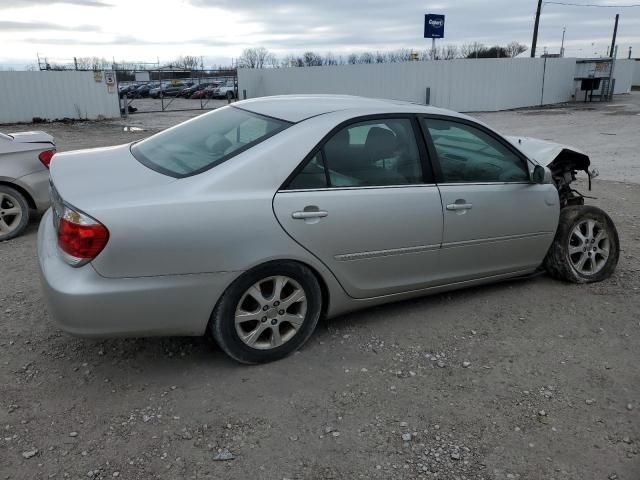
[149,82,192,98]
[180,82,215,98]
[118,84,139,98]
[212,80,237,99]
[37,95,619,364]
[131,82,160,98]
[0,130,55,241]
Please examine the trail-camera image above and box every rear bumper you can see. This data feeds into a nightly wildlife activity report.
[37,210,238,337]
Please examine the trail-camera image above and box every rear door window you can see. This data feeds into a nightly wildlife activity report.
[131,106,290,178]
[285,118,424,189]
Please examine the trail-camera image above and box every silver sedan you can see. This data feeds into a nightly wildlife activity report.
[37,95,619,363]
[0,130,54,240]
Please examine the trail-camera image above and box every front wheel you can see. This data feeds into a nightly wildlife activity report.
[544,205,619,283]
[210,262,322,364]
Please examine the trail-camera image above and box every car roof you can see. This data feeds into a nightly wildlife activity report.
[234,94,470,123]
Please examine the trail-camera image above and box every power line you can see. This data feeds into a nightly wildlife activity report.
[544,1,640,7]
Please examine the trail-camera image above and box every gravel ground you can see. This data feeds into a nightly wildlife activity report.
[1,95,639,480]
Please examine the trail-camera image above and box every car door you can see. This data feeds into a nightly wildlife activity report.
[420,116,559,283]
[273,116,444,299]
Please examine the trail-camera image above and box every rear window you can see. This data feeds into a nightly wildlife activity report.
[131,106,290,178]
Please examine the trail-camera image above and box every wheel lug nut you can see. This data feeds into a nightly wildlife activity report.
[262,305,269,311]
[271,319,277,325]
[261,317,267,322]
[273,301,280,306]
[279,310,285,315]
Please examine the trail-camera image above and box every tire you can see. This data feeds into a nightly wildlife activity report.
[210,261,322,364]
[544,205,619,283]
[226,91,235,100]
[0,185,30,242]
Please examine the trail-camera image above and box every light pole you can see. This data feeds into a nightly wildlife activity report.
[560,27,566,57]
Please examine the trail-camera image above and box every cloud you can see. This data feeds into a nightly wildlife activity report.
[6,0,111,7]
[0,21,99,32]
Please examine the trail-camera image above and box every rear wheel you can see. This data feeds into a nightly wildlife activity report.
[210,262,322,364]
[0,186,30,241]
[226,91,235,100]
[544,205,619,283]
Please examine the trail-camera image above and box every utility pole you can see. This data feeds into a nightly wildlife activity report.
[609,13,619,59]
[629,46,632,59]
[531,0,543,57]
[560,27,566,57]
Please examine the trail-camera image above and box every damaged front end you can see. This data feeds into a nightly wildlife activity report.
[506,136,598,208]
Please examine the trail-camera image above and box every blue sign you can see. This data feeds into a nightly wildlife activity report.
[424,14,445,39]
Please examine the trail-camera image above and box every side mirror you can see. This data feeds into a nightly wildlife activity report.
[532,165,553,184]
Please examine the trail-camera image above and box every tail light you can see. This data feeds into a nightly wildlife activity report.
[51,192,109,267]
[38,149,56,168]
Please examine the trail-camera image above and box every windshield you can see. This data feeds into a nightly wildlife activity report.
[131,106,291,178]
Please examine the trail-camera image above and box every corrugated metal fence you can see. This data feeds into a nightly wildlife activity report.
[0,71,120,124]
[629,59,640,87]
[238,58,633,112]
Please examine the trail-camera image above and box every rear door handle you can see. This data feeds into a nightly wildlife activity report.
[446,203,473,211]
[292,210,328,219]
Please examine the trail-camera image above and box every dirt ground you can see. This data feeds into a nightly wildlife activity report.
[1,95,639,480]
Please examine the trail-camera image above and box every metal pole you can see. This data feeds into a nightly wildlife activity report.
[560,27,566,57]
[609,14,619,59]
[629,46,632,59]
[610,45,618,100]
[432,38,436,60]
[531,0,543,57]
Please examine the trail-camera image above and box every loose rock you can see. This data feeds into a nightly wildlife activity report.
[22,449,38,459]
[213,449,234,461]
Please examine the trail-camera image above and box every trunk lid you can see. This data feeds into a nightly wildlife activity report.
[9,131,55,145]
[49,143,176,211]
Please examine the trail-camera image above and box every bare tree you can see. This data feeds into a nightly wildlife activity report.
[237,47,275,69]
[505,42,528,58]
[375,51,387,63]
[460,42,485,59]
[74,56,110,70]
[323,52,338,66]
[302,51,323,67]
[359,52,375,64]
[442,44,459,60]
[347,53,358,64]
[174,55,201,70]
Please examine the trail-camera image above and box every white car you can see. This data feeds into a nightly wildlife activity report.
[213,81,237,99]
[0,131,55,240]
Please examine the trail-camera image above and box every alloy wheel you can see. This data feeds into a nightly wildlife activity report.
[0,192,24,237]
[234,276,307,350]
[568,218,610,276]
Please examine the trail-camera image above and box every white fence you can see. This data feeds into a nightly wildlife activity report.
[612,59,636,93]
[238,57,632,112]
[0,71,120,124]
[632,60,640,87]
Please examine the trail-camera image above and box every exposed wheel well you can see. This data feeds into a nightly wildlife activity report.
[0,181,36,210]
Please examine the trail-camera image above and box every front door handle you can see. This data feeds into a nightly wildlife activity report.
[446,203,473,211]
[292,210,328,219]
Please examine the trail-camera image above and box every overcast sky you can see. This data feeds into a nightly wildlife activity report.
[1,0,639,69]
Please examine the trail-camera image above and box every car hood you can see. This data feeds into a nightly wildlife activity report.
[50,143,175,211]
[9,131,55,145]
[505,135,586,167]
